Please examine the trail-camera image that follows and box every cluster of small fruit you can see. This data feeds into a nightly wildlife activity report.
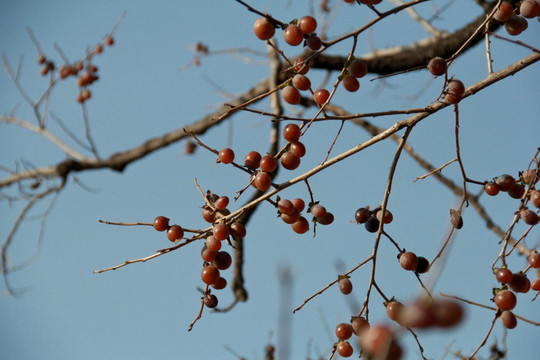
[153,199,247,309]
[427,57,466,105]
[37,35,114,103]
[254,15,322,50]
[484,171,540,226]
[254,16,369,106]
[493,0,539,36]
[277,197,334,234]
[354,206,393,233]
[333,318,403,359]
[493,252,539,328]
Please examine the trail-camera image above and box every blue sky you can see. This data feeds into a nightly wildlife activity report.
[1,1,539,359]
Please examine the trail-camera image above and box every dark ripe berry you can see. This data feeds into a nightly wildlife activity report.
[291,198,305,212]
[528,251,540,268]
[283,24,304,46]
[399,251,418,271]
[260,155,277,173]
[339,277,353,295]
[505,16,527,36]
[202,207,216,223]
[214,251,232,270]
[342,75,360,92]
[283,123,301,143]
[244,151,262,169]
[520,209,539,226]
[254,171,272,191]
[294,57,310,74]
[365,216,380,233]
[494,2,514,22]
[230,222,247,239]
[211,277,227,290]
[206,235,222,252]
[447,79,465,96]
[281,207,300,224]
[292,216,309,234]
[348,59,367,78]
[386,301,404,322]
[494,290,517,310]
[415,256,430,274]
[306,34,322,50]
[204,293,218,308]
[432,299,464,328]
[336,341,353,357]
[282,86,301,105]
[495,268,513,283]
[521,0,540,18]
[278,199,295,215]
[213,223,230,241]
[355,207,371,223]
[531,278,540,291]
[485,182,500,196]
[313,89,330,104]
[280,151,301,170]
[104,35,114,46]
[292,74,311,91]
[509,273,530,293]
[167,225,184,242]
[495,174,516,192]
[508,183,525,199]
[218,148,235,164]
[499,310,517,329]
[428,57,447,76]
[153,216,170,231]
[290,142,306,157]
[253,17,275,40]
[201,246,217,262]
[298,15,317,34]
[335,323,353,340]
[351,316,369,335]
[310,204,327,218]
[450,209,463,229]
[531,190,540,209]
[376,209,393,224]
[317,212,334,225]
[214,196,229,211]
[400,301,435,329]
[201,265,220,285]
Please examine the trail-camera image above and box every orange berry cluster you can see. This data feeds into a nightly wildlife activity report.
[37,34,115,103]
[494,0,539,36]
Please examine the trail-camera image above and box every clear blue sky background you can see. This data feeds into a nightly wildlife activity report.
[1,1,539,359]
